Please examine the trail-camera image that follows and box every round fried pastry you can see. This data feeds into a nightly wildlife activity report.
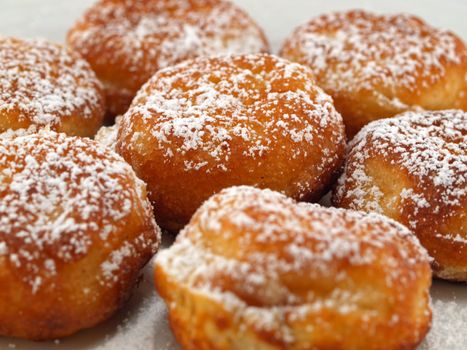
[334,109,467,281]
[280,10,467,137]
[155,186,432,350]
[67,0,269,116]
[117,53,346,232]
[0,130,160,340]
[0,37,105,137]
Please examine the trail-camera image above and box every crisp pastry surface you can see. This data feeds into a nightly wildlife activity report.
[280,10,467,137]
[67,0,269,116]
[155,186,432,350]
[117,53,346,232]
[334,109,467,281]
[0,130,161,340]
[0,37,105,137]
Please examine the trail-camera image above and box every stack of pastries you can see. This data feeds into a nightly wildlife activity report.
[0,0,466,349]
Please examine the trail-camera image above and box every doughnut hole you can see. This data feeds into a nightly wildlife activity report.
[280,10,467,138]
[155,186,432,350]
[117,54,346,232]
[67,0,269,116]
[334,110,467,281]
[0,131,160,340]
[0,37,105,137]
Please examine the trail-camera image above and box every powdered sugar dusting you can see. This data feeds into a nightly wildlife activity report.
[68,0,269,91]
[0,130,159,292]
[118,54,344,175]
[421,299,467,349]
[335,109,466,229]
[0,37,104,129]
[156,186,430,341]
[281,10,466,101]
[95,116,122,152]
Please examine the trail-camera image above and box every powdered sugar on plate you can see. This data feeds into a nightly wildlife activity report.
[420,297,467,349]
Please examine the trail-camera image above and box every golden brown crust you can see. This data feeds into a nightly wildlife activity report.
[0,130,160,340]
[117,53,346,232]
[67,0,269,116]
[155,186,432,350]
[333,110,467,281]
[280,10,467,138]
[0,37,105,137]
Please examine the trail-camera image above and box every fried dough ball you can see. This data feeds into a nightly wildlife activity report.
[67,0,269,116]
[334,110,467,281]
[0,130,160,340]
[155,186,432,350]
[0,37,105,137]
[117,53,346,232]
[280,10,467,138]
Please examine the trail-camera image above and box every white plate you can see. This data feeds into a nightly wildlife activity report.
[0,1,466,349]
